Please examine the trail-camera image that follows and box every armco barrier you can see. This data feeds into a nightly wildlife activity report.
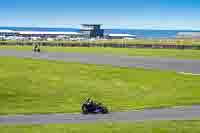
[0,42,200,50]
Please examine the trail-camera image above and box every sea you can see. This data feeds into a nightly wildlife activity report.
[0,26,200,39]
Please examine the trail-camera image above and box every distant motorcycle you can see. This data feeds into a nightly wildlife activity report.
[33,45,40,52]
[81,99,109,114]
[33,48,40,52]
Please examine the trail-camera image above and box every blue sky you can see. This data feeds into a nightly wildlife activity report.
[0,0,200,29]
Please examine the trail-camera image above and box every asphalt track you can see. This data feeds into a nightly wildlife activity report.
[0,50,200,74]
[1,50,200,125]
[1,106,200,125]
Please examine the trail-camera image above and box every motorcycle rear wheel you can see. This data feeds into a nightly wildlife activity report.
[102,107,108,114]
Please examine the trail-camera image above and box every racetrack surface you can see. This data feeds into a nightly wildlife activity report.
[1,106,200,125]
[1,50,200,125]
[0,50,200,74]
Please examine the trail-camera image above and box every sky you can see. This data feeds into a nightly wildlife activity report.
[0,0,200,30]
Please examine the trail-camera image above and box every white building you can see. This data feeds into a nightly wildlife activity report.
[0,29,81,40]
[177,32,200,39]
[0,30,18,36]
[18,31,81,38]
[106,34,136,39]
[0,36,5,40]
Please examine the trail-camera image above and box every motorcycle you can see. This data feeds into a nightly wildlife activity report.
[33,48,40,52]
[81,99,109,114]
[33,45,41,52]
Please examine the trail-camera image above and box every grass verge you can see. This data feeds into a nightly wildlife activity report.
[1,121,200,133]
[0,57,200,114]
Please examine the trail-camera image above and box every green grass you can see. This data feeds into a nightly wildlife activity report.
[1,45,200,59]
[1,121,200,133]
[0,57,200,115]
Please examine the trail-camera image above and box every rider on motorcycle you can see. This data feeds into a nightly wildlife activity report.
[86,98,94,106]
[82,98,108,114]
[33,43,40,52]
[34,43,38,50]
[86,98,96,110]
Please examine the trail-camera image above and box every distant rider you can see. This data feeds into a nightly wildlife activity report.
[33,43,40,52]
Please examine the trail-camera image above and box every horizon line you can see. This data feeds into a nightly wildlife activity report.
[0,25,200,31]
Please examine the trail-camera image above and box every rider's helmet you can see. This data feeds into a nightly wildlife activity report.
[86,98,90,102]
[86,98,93,105]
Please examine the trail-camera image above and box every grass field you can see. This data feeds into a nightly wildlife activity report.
[1,45,200,59]
[1,121,200,133]
[0,57,200,115]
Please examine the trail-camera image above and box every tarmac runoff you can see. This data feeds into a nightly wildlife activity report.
[0,50,200,74]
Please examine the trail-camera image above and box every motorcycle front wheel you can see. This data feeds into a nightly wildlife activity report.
[82,105,89,114]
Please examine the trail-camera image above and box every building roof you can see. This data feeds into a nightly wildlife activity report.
[108,34,136,37]
[81,24,102,26]
[18,31,81,35]
[0,30,17,33]
[177,32,200,38]
[177,32,200,35]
